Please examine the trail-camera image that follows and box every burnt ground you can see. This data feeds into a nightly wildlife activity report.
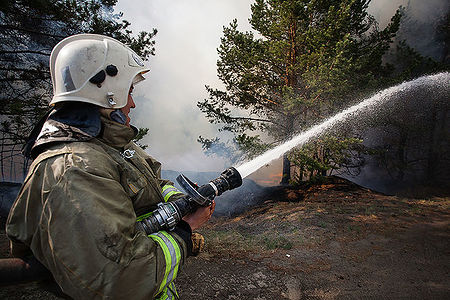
[1,177,449,299]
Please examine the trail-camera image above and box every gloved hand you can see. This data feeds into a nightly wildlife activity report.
[191,232,205,256]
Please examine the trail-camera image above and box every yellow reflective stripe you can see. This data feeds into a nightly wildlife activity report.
[166,289,174,300]
[156,288,169,300]
[161,185,182,202]
[156,290,169,300]
[148,234,172,294]
[156,277,178,300]
[136,211,153,222]
[169,282,178,297]
[163,190,182,202]
[149,231,182,295]
[160,231,181,281]
[161,185,174,192]
[156,279,178,300]
[156,232,179,286]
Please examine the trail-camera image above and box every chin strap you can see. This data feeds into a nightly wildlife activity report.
[110,110,127,125]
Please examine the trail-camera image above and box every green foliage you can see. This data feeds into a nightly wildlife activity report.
[198,134,271,164]
[0,0,155,180]
[392,40,442,80]
[288,135,370,181]
[198,0,404,182]
[134,128,149,150]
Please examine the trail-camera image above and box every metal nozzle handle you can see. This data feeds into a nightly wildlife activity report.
[176,174,212,206]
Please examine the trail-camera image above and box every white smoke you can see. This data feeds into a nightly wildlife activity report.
[369,0,448,27]
[114,0,254,172]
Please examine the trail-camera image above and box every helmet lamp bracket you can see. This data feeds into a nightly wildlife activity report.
[107,92,116,106]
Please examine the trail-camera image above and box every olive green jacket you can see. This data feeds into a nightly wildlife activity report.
[6,118,189,299]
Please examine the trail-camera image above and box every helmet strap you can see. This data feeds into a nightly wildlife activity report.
[110,110,127,125]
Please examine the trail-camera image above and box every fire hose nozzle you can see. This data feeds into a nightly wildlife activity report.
[136,167,243,235]
[177,167,243,206]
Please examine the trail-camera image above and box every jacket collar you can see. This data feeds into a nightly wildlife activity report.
[99,116,137,149]
[28,103,101,159]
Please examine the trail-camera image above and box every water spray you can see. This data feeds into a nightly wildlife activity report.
[136,72,449,235]
[236,72,449,178]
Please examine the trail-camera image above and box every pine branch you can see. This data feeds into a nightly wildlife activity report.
[227,115,283,127]
[0,50,51,56]
[0,25,65,39]
[0,67,50,73]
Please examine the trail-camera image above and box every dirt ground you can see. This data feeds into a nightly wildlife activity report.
[1,177,449,299]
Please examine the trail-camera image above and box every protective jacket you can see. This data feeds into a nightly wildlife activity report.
[6,114,191,299]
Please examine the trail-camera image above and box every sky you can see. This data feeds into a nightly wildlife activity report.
[114,0,448,180]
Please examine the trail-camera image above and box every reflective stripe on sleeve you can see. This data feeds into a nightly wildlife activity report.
[136,211,153,222]
[161,185,182,202]
[149,231,182,295]
[156,282,177,300]
[168,281,178,298]
[156,290,169,300]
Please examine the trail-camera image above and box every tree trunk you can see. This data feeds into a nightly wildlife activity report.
[425,104,447,185]
[280,153,291,185]
[426,106,438,184]
[280,113,294,185]
[280,17,297,186]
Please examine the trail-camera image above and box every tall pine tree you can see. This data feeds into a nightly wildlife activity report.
[198,0,401,183]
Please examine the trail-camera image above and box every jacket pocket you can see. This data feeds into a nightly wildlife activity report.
[122,172,147,198]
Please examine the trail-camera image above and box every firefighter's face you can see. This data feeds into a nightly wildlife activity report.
[120,86,135,127]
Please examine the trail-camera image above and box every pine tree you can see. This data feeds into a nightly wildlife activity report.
[0,0,156,181]
[198,0,401,183]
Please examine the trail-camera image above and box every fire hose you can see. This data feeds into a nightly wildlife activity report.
[136,167,242,234]
[0,167,242,285]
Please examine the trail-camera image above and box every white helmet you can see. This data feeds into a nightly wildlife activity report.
[50,34,150,108]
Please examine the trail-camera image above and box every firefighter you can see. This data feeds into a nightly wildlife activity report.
[6,34,213,299]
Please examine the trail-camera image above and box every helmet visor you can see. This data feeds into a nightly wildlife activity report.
[132,70,149,86]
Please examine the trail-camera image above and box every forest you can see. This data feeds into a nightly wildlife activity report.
[1,0,449,192]
[197,0,449,192]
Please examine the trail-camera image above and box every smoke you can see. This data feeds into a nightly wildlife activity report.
[114,0,254,172]
[352,1,450,196]
[368,0,449,61]
[368,0,448,27]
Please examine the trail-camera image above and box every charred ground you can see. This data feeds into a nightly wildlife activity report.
[1,177,449,299]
